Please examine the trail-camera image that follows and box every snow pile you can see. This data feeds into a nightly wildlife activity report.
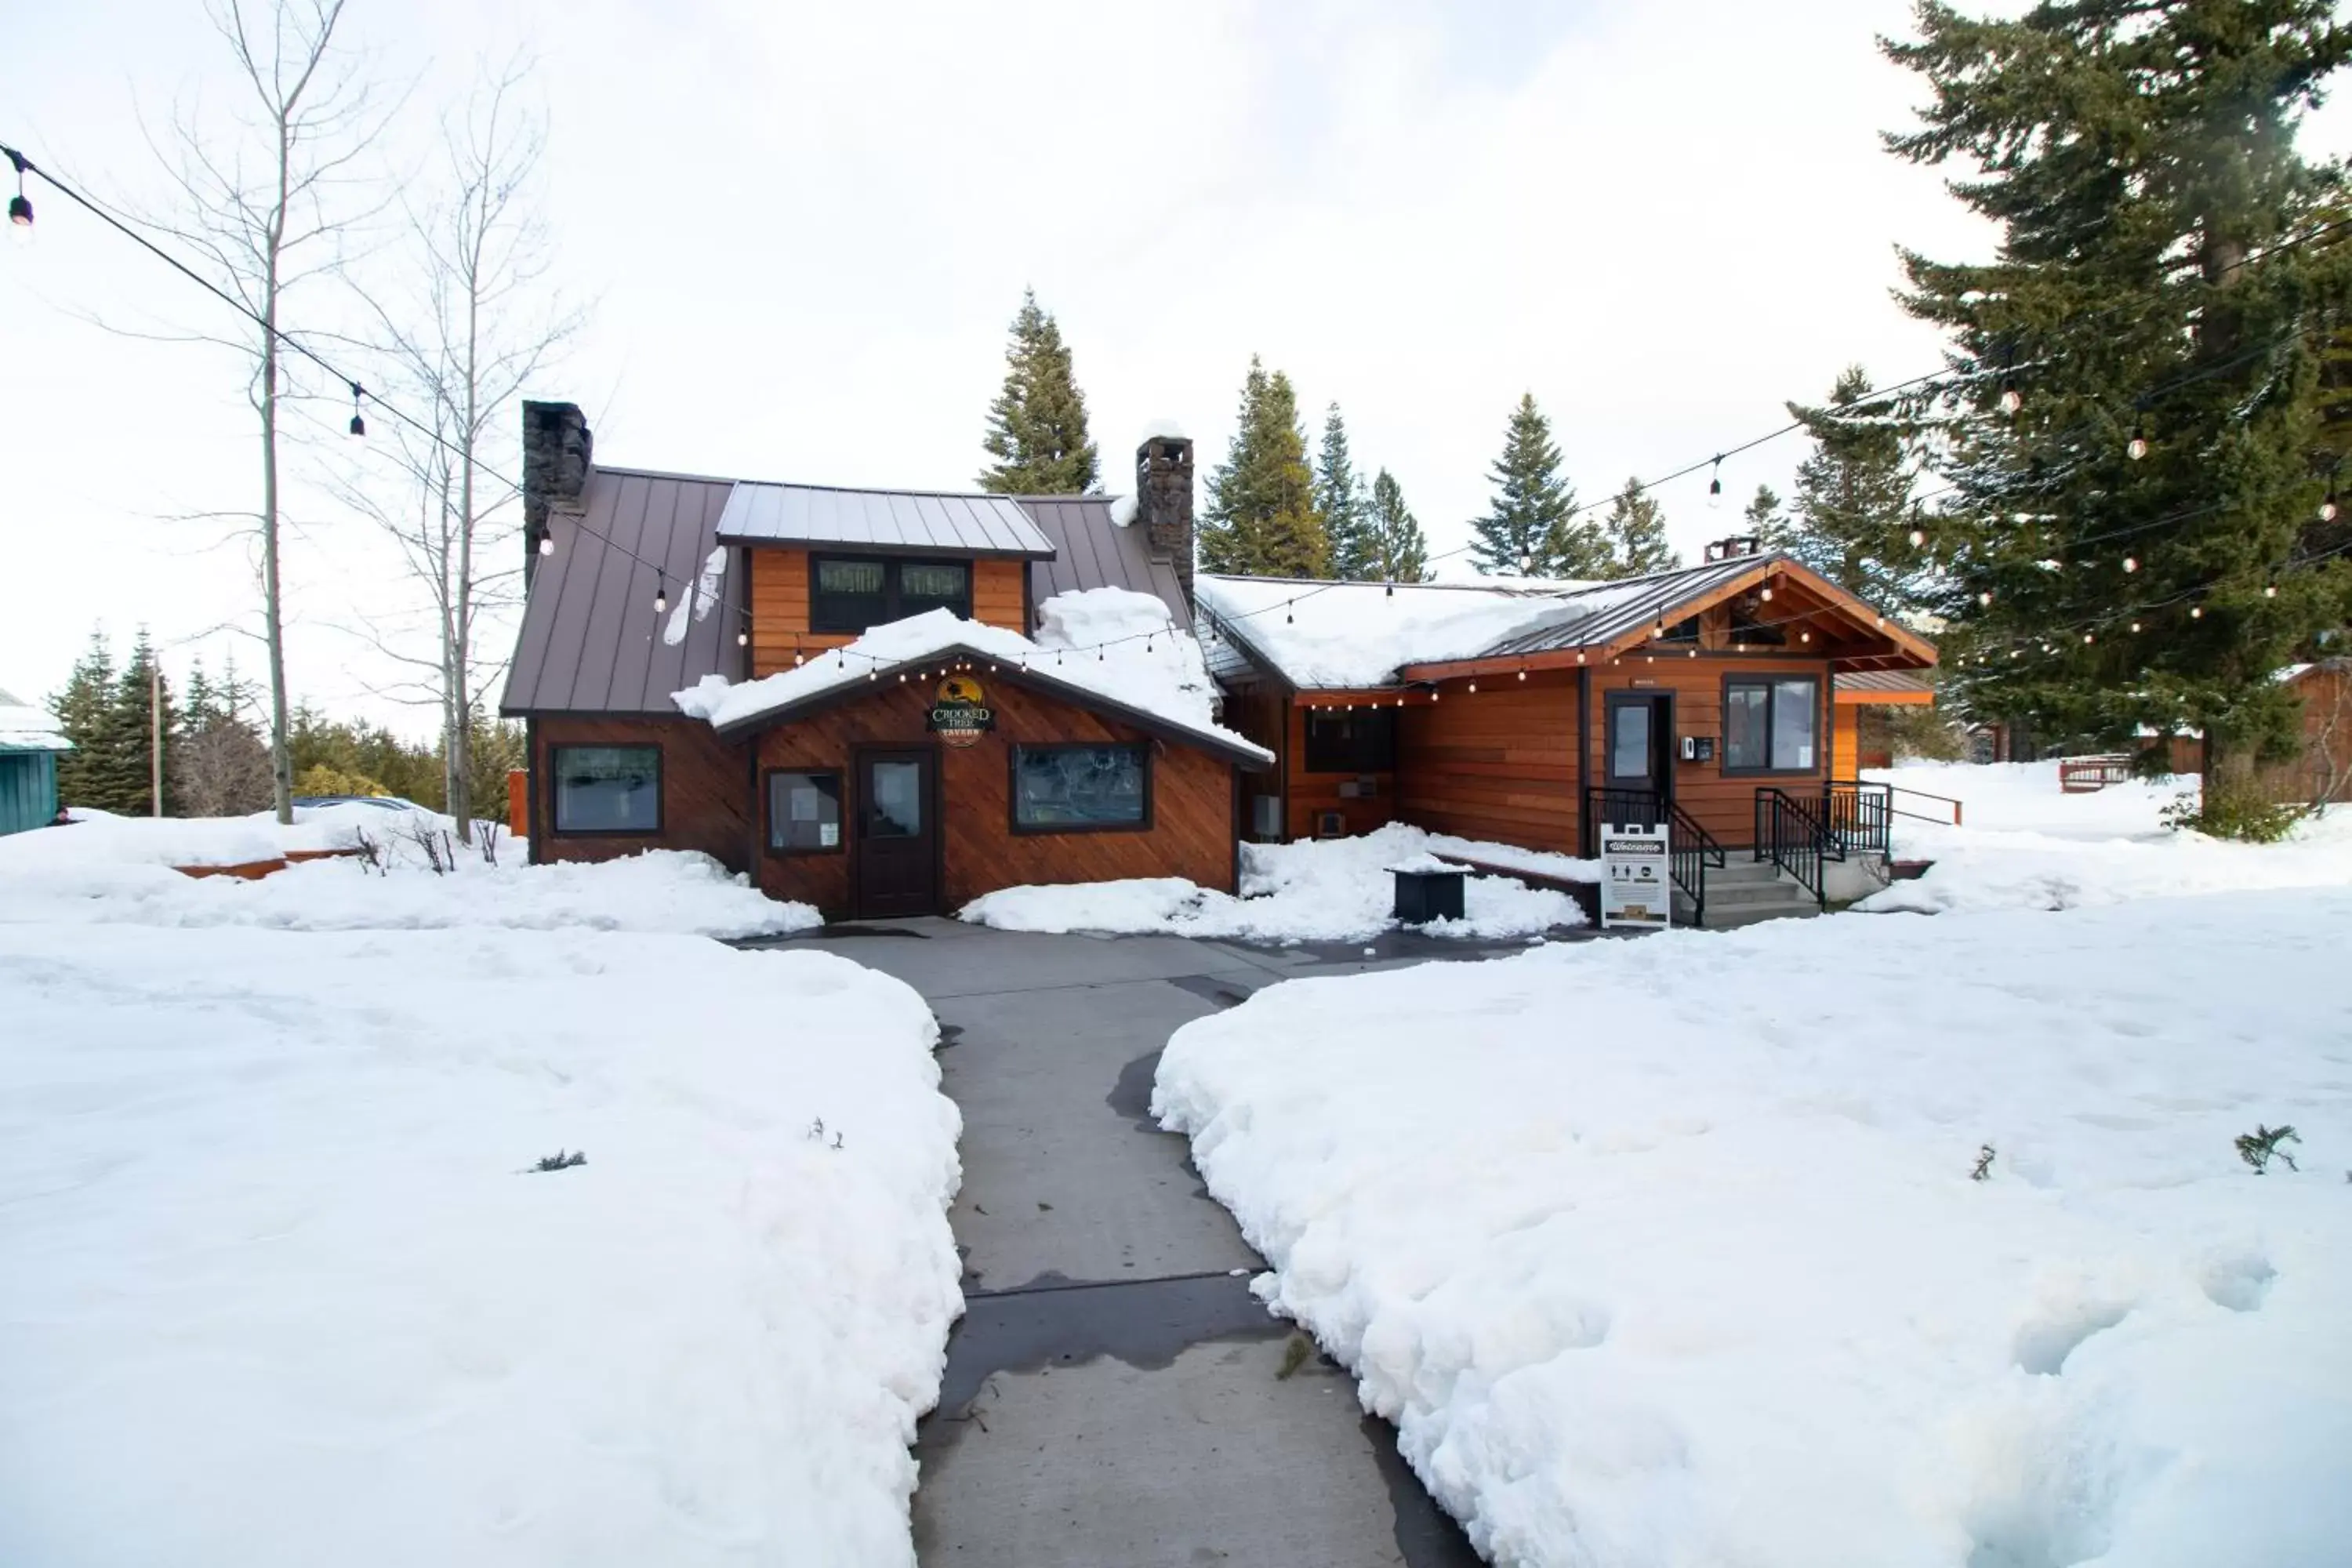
[674,593,1266,763]
[1860,760,2352,914]
[0,688,70,751]
[661,543,729,647]
[960,822,1588,942]
[1153,890,2352,1567]
[0,805,816,939]
[0,922,960,1567]
[1196,575,1599,688]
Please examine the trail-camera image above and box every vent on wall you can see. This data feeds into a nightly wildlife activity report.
[1315,810,1346,839]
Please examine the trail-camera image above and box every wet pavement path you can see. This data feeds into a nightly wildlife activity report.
[748,919,1551,1567]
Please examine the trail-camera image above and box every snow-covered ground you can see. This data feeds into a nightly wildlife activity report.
[959,822,1589,943]
[1861,760,2352,913]
[0,813,957,1566]
[1153,887,2352,1567]
[0,804,816,938]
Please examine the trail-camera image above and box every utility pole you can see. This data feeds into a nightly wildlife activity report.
[151,659,164,817]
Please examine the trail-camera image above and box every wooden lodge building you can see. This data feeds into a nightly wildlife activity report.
[502,400,1936,925]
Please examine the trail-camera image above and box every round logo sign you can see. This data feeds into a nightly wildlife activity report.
[927,675,994,749]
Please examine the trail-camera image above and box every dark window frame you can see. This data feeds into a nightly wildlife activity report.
[1301,706,1398,775]
[549,742,664,837]
[1719,673,1823,778]
[762,766,845,856]
[1007,742,1156,836]
[808,554,974,633]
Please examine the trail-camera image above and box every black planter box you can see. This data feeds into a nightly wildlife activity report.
[1392,867,1467,924]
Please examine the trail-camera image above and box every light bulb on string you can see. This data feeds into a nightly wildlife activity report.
[7,148,31,243]
[2265,583,2278,598]
[1385,581,1395,597]
[1708,456,1723,508]
[653,576,668,615]
[1908,528,1926,549]
[347,381,367,439]
[1468,681,1478,693]
[2082,632,2095,644]
[1286,601,1294,623]
[2190,605,2203,619]
[2129,621,2141,633]
[1979,590,1994,607]
[538,533,554,557]
[2127,421,2148,461]
[2323,490,2340,523]
[2122,556,2138,573]
[1998,379,2022,416]
[1799,630,1810,643]
[1761,586,1773,602]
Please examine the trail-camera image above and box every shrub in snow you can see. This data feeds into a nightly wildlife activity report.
[1970,1143,1996,1181]
[2161,785,2306,844]
[2235,1123,2300,1174]
[532,1149,587,1172]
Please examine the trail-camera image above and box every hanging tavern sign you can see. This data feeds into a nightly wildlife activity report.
[927,674,996,748]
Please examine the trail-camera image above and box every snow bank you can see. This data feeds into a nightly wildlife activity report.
[0,806,816,939]
[1861,760,2352,913]
[0,922,961,1567]
[673,593,1265,763]
[1153,890,2352,1567]
[960,822,1588,942]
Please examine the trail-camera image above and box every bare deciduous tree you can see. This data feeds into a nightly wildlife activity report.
[174,716,276,815]
[339,57,579,842]
[140,0,390,824]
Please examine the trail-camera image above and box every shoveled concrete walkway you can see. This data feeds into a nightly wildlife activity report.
[757,918,1548,1567]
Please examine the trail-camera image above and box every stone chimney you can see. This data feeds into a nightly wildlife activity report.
[522,400,593,586]
[1136,433,1196,608]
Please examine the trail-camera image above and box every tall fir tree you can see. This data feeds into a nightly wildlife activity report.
[1762,367,1927,605]
[1200,356,1330,578]
[1315,403,1374,578]
[1743,484,1784,536]
[105,630,179,816]
[1472,394,1603,575]
[1363,470,1431,583]
[1597,478,1681,577]
[977,289,1100,495]
[1883,1,2352,822]
[50,630,116,812]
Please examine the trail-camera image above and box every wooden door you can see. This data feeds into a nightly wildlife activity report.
[854,748,939,918]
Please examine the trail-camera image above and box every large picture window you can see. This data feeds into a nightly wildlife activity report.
[1722,677,1819,774]
[765,769,843,853]
[552,744,662,833]
[809,555,972,633]
[1012,743,1150,831]
[1303,708,1396,773]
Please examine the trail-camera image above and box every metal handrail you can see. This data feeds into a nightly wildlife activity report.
[1822,780,1893,858]
[1753,788,1828,910]
[1876,781,1964,827]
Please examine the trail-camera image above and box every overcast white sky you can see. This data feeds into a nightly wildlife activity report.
[6,0,2346,735]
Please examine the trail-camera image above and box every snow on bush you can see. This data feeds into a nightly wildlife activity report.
[1862,760,2352,914]
[1152,889,2352,1567]
[959,822,1588,942]
[0,804,816,938]
[0,923,961,1568]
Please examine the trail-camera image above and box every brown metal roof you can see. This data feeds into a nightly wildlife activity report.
[718,482,1056,557]
[500,466,746,716]
[1835,668,1936,698]
[1021,496,1189,630]
[503,467,1190,716]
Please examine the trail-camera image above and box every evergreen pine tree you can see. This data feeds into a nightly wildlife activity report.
[1364,470,1432,583]
[50,630,116,812]
[1743,484,1785,537]
[977,289,1101,495]
[1200,356,1330,578]
[105,631,179,816]
[1597,478,1681,578]
[1472,394,1602,575]
[1315,404,1372,579]
[1883,1,2352,824]
[1766,367,1926,604]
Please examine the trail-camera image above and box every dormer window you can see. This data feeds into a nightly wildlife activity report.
[810,555,973,633]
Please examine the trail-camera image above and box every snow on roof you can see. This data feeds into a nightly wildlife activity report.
[1195,575,1600,689]
[673,589,1272,764]
[0,691,71,752]
[2274,663,2315,684]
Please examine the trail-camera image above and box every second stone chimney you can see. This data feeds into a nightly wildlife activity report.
[523,400,593,586]
[1136,433,1196,608]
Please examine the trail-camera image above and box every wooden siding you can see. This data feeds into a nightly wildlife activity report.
[1586,655,1837,848]
[1394,673,1580,853]
[1219,687,1290,840]
[532,715,753,873]
[753,677,1236,918]
[1284,704,1398,840]
[748,550,1028,676]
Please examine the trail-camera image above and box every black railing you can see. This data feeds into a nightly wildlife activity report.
[1753,788,1828,910]
[1822,780,1893,858]
[1669,800,1725,925]
[1584,787,1722,924]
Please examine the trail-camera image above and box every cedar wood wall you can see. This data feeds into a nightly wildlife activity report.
[1218,684,1400,840]
[749,550,1026,672]
[1396,655,1839,855]
[753,679,1237,917]
[533,715,753,872]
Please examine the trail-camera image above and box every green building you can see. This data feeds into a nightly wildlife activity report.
[0,688,71,836]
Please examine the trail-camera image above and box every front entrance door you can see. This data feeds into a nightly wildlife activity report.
[854,748,939,919]
[1603,692,1675,823]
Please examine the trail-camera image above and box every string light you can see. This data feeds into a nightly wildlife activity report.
[1708,456,1723,508]
[2122,556,2138,573]
[2127,421,2148,460]
[1998,378,2022,416]
[2324,490,2341,523]
[2190,605,2204,619]
[1286,601,1294,623]
[1760,586,1773,601]
[1385,581,1396,597]
[347,382,366,439]
[2129,620,2141,633]
[1517,668,1527,681]
[1907,528,1925,548]
[653,575,668,615]
[1978,590,1994,607]
[5,148,29,241]
[2082,632,2095,644]
[538,533,554,557]
[2265,583,2278,597]
[1799,630,1810,643]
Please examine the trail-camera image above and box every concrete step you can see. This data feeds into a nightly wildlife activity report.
[1708,879,1818,909]
[1708,860,1787,886]
[1705,901,1823,930]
